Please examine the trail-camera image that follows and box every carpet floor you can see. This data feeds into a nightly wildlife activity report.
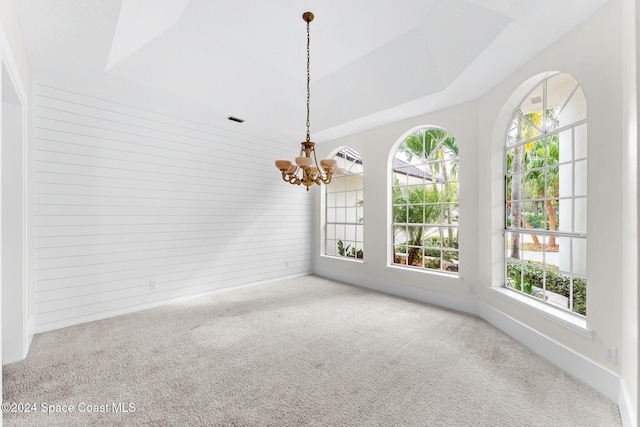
[3,275,622,426]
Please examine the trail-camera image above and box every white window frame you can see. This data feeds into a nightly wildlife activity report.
[504,74,587,317]
[324,147,364,261]
[391,128,459,275]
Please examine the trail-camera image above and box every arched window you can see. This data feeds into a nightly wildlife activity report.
[324,147,364,260]
[504,73,587,316]
[392,128,459,273]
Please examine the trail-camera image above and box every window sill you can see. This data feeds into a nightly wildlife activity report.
[320,255,365,264]
[487,286,593,340]
[386,264,460,282]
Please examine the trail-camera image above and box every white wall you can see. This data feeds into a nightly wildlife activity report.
[314,0,632,415]
[479,0,623,374]
[621,0,638,424]
[0,0,635,422]
[621,0,640,427]
[0,1,33,423]
[1,96,26,363]
[314,100,479,314]
[33,80,313,332]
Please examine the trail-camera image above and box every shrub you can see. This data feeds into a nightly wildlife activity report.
[506,259,586,316]
[424,248,440,258]
[524,213,544,229]
[424,257,440,269]
[424,236,458,249]
[524,213,561,230]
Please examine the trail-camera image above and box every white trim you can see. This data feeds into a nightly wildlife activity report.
[478,300,620,403]
[502,74,588,326]
[386,264,461,283]
[0,29,27,105]
[35,274,308,334]
[323,147,365,260]
[314,267,478,315]
[0,20,30,363]
[488,286,593,339]
[320,254,365,264]
[619,379,637,427]
[0,30,2,427]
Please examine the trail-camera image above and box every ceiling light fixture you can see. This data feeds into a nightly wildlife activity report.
[275,11,337,191]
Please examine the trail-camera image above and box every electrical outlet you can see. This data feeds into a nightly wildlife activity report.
[149,281,157,290]
[467,284,475,295]
[605,345,617,364]
[285,260,290,267]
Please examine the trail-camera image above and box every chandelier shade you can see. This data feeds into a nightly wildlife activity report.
[275,11,336,191]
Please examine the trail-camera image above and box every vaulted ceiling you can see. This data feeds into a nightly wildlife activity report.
[15,0,608,142]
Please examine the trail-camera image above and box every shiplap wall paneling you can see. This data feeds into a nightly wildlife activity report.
[34,83,312,331]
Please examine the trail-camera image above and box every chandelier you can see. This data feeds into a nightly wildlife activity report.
[275,11,337,191]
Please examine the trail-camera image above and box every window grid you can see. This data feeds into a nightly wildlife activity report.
[325,148,364,260]
[392,128,459,274]
[504,74,587,317]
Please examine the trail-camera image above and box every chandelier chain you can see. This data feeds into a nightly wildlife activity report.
[274,12,335,191]
[306,18,311,142]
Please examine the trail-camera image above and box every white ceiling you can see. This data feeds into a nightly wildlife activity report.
[15,0,609,142]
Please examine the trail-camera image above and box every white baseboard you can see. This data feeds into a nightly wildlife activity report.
[619,379,637,427]
[313,267,478,315]
[35,274,308,334]
[27,315,35,352]
[478,301,621,403]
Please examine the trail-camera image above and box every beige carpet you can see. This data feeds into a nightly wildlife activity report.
[3,275,621,426]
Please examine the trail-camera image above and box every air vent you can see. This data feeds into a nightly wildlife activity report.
[227,116,244,123]
[530,96,542,104]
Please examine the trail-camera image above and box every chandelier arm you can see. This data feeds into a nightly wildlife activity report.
[311,142,323,173]
[283,171,300,185]
[316,173,332,185]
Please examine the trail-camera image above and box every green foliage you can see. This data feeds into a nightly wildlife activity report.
[507,109,560,221]
[392,185,440,224]
[393,128,460,269]
[337,240,348,256]
[524,213,544,229]
[424,257,441,269]
[523,212,560,231]
[423,248,440,258]
[400,128,458,165]
[392,182,441,266]
[337,240,363,259]
[424,236,458,250]
[506,259,586,316]
[442,251,458,262]
[357,199,364,223]
[395,236,458,272]
[523,135,560,201]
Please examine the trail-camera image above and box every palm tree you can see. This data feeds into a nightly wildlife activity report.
[507,109,543,259]
[393,181,440,266]
[399,129,458,247]
[523,134,560,247]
